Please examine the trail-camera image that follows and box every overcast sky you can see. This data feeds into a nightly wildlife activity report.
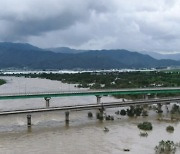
[0,0,180,53]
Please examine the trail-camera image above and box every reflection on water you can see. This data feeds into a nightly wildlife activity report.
[0,76,179,154]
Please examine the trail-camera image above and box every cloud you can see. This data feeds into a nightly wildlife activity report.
[0,0,107,39]
[0,0,180,53]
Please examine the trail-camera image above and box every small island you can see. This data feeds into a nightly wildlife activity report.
[0,79,6,86]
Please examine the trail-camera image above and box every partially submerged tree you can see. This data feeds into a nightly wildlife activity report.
[166,126,174,132]
[137,122,153,131]
[155,140,176,154]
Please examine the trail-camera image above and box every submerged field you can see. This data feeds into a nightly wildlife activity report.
[14,71,180,89]
[5,70,180,99]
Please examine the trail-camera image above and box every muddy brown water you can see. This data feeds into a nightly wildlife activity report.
[0,76,179,154]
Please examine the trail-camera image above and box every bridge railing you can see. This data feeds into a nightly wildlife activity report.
[1,87,180,99]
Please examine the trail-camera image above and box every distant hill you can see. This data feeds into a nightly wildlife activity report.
[0,42,43,52]
[47,47,85,54]
[0,42,180,69]
[139,51,180,61]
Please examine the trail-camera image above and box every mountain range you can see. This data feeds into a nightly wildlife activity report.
[0,42,180,70]
[138,51,180,61]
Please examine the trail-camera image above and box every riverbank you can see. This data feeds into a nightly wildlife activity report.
[3,71,180,99]
[5,71,180,89]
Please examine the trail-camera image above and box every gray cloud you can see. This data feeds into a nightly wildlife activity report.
[0,0,180,53]
[0,0,107,39]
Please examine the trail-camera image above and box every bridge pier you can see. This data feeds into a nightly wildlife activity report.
[65,111,70,124]
[165,104,169,113]
[144,93,150,100]
[154,93,158,99]
[27,114,32,127]
[157,103,163,113]
[96,95,102,104]
[96,104,105,120]
[44,97,51,108]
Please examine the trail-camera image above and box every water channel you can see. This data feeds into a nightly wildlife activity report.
[0,76,179,154]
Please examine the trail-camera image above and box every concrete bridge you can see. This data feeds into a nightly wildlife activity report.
[0,97,179,127]
[1,87,180,100]
[0,97,179,116]
[0,87,180,127]
[1,87,180,107]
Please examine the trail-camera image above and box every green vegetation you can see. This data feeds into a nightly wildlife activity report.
[1,71,179,88]
[115,106,146,117]
[166,126,174,132]
[88,112,93,118]
[2,71,180,100]
[127,106,143,117]
[5,71,180,99]
[170,104,180,120]
[96,113,103,120]
[105,115,114,121]
[0,79,6,86]
[120,109,126,116]
[3,71,180,92]
[137,122,153,131]
[20,71,180,89]
[171,104,180,114]
[155,140,176,154]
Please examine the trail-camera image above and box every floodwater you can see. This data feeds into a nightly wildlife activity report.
[0,76,179,154]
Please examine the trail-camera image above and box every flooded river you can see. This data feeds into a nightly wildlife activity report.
[0,76,179,154]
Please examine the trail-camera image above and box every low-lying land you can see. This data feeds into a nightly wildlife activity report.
[3,71,180,89]
[3,71,180,98]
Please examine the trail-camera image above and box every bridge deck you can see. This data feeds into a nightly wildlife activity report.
[0,97,179,115]
[1,87,180,100]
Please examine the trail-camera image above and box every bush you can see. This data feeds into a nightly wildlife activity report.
[105,115,114,121]
[171,104,180,114]
[0,79,6,86]
[137,122,153,130]
[134,107,143,116]
[106,115,111,120]
[127,106,135,117]
[88,112,93,118]
[166,126,174,132]
[139,132,148,137]
[126,106,144,117]
[96,113,103,120]
[155,140,176,154]
[120,109,126,116]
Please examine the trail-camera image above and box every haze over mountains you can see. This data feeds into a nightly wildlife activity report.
[0,42,180,70]
[47,47,85,54]
[138,51,180,61]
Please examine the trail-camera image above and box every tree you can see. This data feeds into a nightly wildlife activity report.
[120,109,126,116]
[155,140,176,154]
[137,122,153,130]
